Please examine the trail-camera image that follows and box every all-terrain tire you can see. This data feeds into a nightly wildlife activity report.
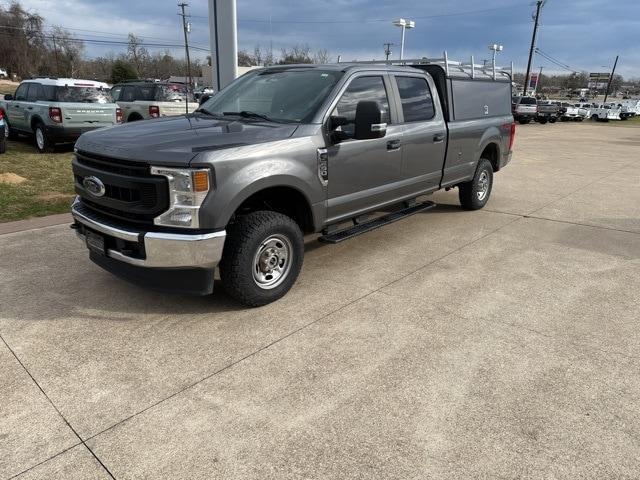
[458,158,494,211]
[219,210,304,307]
[518,118,531,125]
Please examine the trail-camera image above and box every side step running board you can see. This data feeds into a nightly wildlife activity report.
[319,201,436,244]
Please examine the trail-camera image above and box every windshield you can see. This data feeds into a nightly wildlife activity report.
[55,86,112,103]
[519,97,537,105]
[200,69,343,123]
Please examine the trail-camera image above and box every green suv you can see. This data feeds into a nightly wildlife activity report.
[0,78,121,152]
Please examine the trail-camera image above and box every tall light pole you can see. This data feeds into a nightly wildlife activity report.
[393,18,415,61]
[488,43,503,79]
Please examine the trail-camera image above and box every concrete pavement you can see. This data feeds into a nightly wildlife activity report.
[1,122,639,479]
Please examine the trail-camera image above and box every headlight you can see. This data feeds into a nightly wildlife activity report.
[150,166,210,228]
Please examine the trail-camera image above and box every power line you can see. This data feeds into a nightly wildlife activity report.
[203,5,525,24]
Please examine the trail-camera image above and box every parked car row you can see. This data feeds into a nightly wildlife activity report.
[512,95,639,125]
[0,77,203,152]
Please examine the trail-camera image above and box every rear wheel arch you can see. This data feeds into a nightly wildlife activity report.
[479,141,501,172]
[30,115,45,131]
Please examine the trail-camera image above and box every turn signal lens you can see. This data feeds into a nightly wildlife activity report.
[193,170,209,192]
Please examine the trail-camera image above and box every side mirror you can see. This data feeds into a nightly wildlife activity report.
[354,101,386,140]
[4,94,13,101]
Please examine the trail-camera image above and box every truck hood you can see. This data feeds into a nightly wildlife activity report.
[75,113,299,165]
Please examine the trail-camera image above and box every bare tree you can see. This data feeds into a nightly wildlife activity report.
[313,49,330,64]
[279,44,312,64]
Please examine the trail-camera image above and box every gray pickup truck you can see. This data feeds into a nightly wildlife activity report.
[71,59,515,306]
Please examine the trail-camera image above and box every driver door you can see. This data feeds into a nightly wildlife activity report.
[325,74,402,223]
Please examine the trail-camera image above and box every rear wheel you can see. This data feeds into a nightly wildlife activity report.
[459,158,493,211]
[219,210,304,307]
[34,123,53,153]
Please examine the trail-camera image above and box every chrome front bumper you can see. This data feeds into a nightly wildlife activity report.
[71,199,226,269]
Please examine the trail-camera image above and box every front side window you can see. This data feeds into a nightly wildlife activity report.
[396,76,435,122]
[14,83,29,101]
[332,76,390,137]
[111,86,123,101]
[201,69,343,123]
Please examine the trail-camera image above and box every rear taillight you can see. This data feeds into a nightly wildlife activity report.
[508,122,516,151]
[115,108,123,123]
[149,105,160,118]
[49,107,62,123]
[0,109,4,120]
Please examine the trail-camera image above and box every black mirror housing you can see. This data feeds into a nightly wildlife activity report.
[354,101,386,140]
[4,94,13,101]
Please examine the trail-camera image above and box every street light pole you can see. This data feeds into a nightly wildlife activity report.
[603,55,619,103]
[393,18,415,61]
[488,43,503,80]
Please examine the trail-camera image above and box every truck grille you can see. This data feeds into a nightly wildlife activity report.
[73,150,169,225]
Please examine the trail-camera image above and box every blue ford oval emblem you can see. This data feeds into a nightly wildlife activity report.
[83,176,105,197]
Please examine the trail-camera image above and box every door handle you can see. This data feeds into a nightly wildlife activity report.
[433,133,445,143]
[387,139,401,151]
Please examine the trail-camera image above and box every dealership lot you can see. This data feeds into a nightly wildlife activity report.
[1,122,639,479]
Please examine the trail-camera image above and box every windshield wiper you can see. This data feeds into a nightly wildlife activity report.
[223,110,274,122]
[195,108,225,118]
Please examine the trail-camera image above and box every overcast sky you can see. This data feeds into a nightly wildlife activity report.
[9,0,640,78]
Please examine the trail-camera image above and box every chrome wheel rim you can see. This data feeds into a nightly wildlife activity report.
[252,234,293,290]
[35,128,44,150]
[477,170,490,201]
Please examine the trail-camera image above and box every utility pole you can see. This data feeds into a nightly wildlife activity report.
[383,43,393,61]
[537,66,543,96]
[524,0,544,96]
[178,2,193,114]
[52,34,60,77]
[603,55,619,103]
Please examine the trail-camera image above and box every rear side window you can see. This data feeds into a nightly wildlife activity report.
[27,83,41,101]
[333,76,390,137]
[395,76,435,122]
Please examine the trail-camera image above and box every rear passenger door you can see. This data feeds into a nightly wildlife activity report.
[392,75,447,192]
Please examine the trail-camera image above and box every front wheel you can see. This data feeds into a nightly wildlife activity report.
[549,117,557,123]
[34,123,53,153]
[518,118,531,125]
[219,211,304,307]
[458,158,494,211]
[538,118,548,124]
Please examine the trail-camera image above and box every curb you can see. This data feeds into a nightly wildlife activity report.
[0,213,72,235]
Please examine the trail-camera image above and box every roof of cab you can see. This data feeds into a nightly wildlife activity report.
[23,78,110,88]
[259,63,424,74]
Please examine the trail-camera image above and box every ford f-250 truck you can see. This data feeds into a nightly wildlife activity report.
[71,57,515,306]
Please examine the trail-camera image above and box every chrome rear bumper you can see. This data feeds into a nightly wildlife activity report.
[71,199,226,269]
